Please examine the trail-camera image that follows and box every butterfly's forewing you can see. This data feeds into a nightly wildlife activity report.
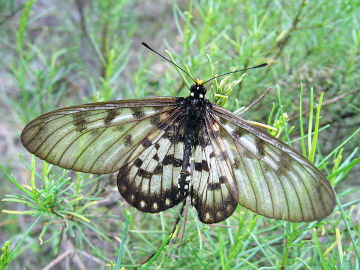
[201,105,335,222]
[21,97,180,174]
[117,116,188,213]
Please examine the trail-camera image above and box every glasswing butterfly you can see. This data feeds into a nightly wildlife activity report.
[21,42,335,224]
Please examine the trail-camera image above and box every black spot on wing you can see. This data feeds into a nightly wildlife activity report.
[233,158,240,169]
[163,118,185,143]
[255,137,265,157]
[131,108,145,119]
[195,162,202,171]
[142,138,152,148]
[162,154,182,167]
[232,127,245,138]
[164,125,177,141]
[134,158,143,168]
[89,128,102,138]
[219,176,226,183]
[149,114,161,125]
[138,169,152,179]
[73,111,88,132]
[279,155,291,169]
[104,109,118,126]
[124,134,133,146]
[194,155,210,172]
[153,164,163,174]
[114,124,125,132]
[219,152,228,161]
[277,154,291,174]
[163,155,174,165]
[202,160,210,172]
[208,183,221,190]
[173,158,182,167]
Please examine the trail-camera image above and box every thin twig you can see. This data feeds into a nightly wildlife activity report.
[55,225,65,256]
[42,249,72,270]
[238,87,272,115]
[74,0,88,36]
[66,240,87,270]
[275,0,307,59]
[260,0,307,79]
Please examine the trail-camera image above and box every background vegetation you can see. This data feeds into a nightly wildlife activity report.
[0,0,359,269]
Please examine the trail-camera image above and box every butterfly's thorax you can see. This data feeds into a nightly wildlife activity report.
[185,97,205,125]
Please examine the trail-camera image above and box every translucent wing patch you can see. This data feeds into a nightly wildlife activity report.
[204,105,335,222]
[21,97,181,174]
[117,117,188,213]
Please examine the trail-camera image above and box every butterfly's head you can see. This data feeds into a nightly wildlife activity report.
[190,79,207,99]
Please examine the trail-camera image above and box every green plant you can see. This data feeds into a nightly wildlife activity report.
[0,0,359,269]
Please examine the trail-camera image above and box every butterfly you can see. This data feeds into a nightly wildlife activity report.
[21,43,335,224]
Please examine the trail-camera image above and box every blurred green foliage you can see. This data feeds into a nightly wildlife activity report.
[0,0,359,269]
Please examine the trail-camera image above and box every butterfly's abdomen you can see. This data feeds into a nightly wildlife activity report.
[177,97,207,196]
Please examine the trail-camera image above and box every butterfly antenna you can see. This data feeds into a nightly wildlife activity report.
[203,63,267,85]
[142,42,196,83]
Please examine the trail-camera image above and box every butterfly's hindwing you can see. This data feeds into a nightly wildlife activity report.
[207,105,335,222]
[117,115,188,213]
[21,98,180,174]
[190,126,237,224]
